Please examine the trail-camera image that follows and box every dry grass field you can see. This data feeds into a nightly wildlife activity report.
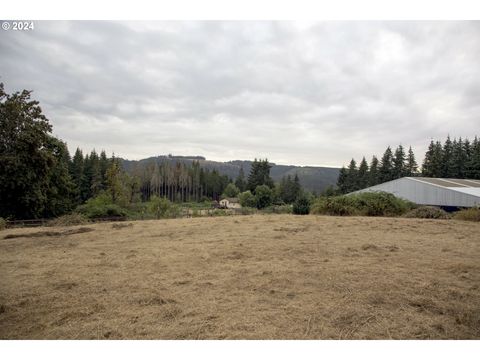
[0,214,479,339]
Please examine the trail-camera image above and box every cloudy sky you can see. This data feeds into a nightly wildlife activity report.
[1,21,479,167]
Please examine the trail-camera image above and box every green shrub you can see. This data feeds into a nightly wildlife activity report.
[403,206,450,219]
[48,213,90,226]
[311,192,414,217]
[293,195,311,215]
[239,191,256,208]
[212,209,230,216]
[255,185,273,209]
[0,217,6,231]
[76,194,128,219]
[147,196,172,219]
[454,207,480,222]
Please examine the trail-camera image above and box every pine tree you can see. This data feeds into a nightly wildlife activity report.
[357,157,369,189]
[235,167,247,192]
[346,158,358,192]
[405,146,418,177]
[337,166,348,194]
[422,140,435,177]
[466,136,480,179]
[99,150,109,190]
[393,145,406,179]
[379,147,394,182]
[70,148,85,204]
[368,156,379,186]
[247,158,274,192]
[442,135,454,177]
[451,138,467,178]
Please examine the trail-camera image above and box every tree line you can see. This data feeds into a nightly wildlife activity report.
[337,136,480,194]
[0,83,308,219]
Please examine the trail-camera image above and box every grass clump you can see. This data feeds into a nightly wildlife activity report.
[48,213,90,227]
[263,205,293,214]
[403,206,450,219]
[311,192,414,217]
[0,218,6,231]
[453,208,480,222]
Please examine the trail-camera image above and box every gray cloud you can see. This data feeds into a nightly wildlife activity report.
[1,21,479,166]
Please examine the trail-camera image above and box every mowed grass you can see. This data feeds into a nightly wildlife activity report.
[0,215,479,339]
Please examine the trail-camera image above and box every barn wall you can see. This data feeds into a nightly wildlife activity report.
[355,178,480,207]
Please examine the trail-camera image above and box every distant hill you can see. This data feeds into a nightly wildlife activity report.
[120,155,340,193]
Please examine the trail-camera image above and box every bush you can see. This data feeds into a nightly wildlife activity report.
[221,183,240,198]
[77,203,128,219]
[293,195,311,215]
[48,213,90,226]
[403,206,450,219]
[239,191,256,208]
[311,191,414,217]
[255,185,273,209]
[454,207,480,222]
[76,194,128,219]
[147,196,173,219]
[0,217,6,230]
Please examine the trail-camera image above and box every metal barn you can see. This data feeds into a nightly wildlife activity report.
[353,177,480,208]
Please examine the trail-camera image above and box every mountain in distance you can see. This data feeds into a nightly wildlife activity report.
[121,155,340,193]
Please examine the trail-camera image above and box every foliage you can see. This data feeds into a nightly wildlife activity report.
[0,217,6,231]
[255,185,273,209]
[311,192,414,217]
[293,194,311,215]
[453,208,480,222]
[76,192,128,219]
[0,83,75,219]
[234,167,247,192]
[403,206,450,219]
[47,213,90,227]
[278,174,301,203]
[247,158,274,192]
[147,196,173,219]
[238,191,257,208]
[221,183,240,198]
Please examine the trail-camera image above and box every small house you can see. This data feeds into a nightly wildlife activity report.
[219,197,241,209]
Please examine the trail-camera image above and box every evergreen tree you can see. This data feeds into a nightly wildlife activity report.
[70,148,85,203]
[379,147,394,182]
[405,146,418,177]
[368,156,379,186]
[247,158,274,192]
[99,150,109,190]
[337,166,349,194]
[442,135,454,177]
[466,137,480,179]
[234,167,247,192]
[89,150,102,197]
[451,138,467,178]
[357,157,369,189]
[346,158,358,192]
[393,145,406,179]
[422,141,442,177]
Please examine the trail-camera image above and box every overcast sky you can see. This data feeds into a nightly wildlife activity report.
[1,21,479,167]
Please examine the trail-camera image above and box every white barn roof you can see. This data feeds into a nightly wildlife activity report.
[353,177,480,207]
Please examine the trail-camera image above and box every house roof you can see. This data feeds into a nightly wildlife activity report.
[221,197,239,203]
